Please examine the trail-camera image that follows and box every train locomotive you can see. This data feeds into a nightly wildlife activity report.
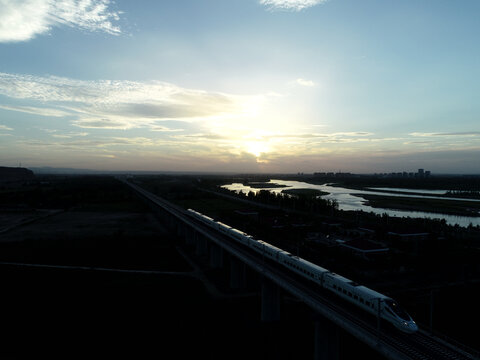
[187,209,418,334]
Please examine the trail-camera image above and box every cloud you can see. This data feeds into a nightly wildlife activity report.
[260,0,328,11]
[295,78,315,87]
[410,131,480,137]
[17,136,159,150]
[150,125,184,132]
[0,72,251,130]
[0,0,122,43]
[0,104,71,117]
[251,131,375,141]
[51,131,88,138]
[177,133,230,140]
[71,118,131,129]
[0,124,14,131]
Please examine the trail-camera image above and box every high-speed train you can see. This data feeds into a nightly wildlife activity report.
[187,208,418,334]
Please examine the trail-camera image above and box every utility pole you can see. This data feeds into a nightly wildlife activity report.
[430,289,435,334]
[377,298,381,342]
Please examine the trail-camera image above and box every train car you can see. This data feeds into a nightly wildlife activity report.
[258,241,289,262]
[187,209,254,247]
[187,209,215,227]
[186,208,417,334]
[226,227,252,245]
[251,239,267,254]
[216,221,233,235]
[278,252,329,283]
[323,272,418,333]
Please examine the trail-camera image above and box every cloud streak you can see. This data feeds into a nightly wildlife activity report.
[260,0,328,11]
[0,0,122,43]
[0,104,71,117]
[0,72,251,130]
[410,131,480,137]
[296,78,316,87]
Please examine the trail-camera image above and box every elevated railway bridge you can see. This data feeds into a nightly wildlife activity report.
[120,178,479,360]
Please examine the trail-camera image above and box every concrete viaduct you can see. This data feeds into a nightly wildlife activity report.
[120,178,479,360]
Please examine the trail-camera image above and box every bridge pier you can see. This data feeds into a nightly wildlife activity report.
[229,257,247,289]
[313,316,339,360]
[169,216,178,233]
[209,243,224,269]
[163,213,173,230]
[261,278,281,322]
[177,221,187,238]
[185,227,195,246]
[195,233,208,256]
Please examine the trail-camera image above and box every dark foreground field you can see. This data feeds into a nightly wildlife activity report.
[0,176,389,359]
[1,175,477,359]
[0,265,385,360]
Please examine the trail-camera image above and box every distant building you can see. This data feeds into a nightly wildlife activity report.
[387,231,430,255]
[306,233,337,246]
[350,227,376,239]
[387,231,429,242]
[335,172,353,178]
[320,220,342,231]
[338,238,389,259]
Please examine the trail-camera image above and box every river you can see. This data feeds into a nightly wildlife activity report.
[221,180,480,228]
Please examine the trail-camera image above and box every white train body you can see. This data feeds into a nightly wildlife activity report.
[186,209,418,333]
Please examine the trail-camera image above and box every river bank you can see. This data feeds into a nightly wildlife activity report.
[356,193,480,217]
[221,179,480,227]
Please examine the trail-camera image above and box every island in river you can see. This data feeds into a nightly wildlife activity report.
[243,182,289,189]
[281,188,330,197]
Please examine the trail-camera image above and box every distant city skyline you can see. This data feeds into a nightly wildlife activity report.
[1,0,480,174]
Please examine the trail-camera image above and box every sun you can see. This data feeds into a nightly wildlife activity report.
[245,141,269,158]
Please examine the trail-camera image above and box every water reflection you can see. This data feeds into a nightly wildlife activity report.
[367,187,448,195]
[221,180,480,228]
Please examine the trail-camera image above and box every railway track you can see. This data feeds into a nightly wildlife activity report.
[122,178,479,360]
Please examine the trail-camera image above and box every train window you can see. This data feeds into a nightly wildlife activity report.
[360,299,364,304]
[385,307,395,317]
[366,301,370,307]
[384,299,411,321]
[343,289,347,294]
[354,295,358,300]
[348,292,352,297]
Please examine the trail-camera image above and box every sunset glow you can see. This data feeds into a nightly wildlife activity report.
[1,0,479,173]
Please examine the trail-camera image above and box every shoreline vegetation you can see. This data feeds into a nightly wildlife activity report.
[224,177,480,224]
[445,190,480,200]
[356,193,480,217]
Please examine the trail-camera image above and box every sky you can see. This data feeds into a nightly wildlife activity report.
[0,0,479,174]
